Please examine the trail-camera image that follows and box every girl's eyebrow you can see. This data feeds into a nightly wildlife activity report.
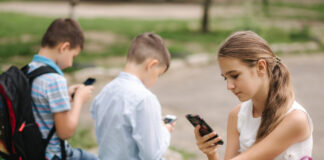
[221,70,237,77]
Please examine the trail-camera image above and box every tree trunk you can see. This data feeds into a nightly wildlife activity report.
[201,0,212,33]
[69,0,80,19]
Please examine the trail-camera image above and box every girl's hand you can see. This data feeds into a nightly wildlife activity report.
[195,125,222,157]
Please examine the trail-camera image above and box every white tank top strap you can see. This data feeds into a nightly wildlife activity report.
[237,100,253,133]
[286,101,313,132]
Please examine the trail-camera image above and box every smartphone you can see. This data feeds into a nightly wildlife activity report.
[71,78,96,99]
[163,114,177,124]
[186,114,224,145]
[83,78,96,86]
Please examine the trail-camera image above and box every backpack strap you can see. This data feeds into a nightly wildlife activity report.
[22,65,67,160]
[22,64,58,130]
[43,127,56,148]
[44,127,66,160]
[23,65,57,83]
[60,140,66,160]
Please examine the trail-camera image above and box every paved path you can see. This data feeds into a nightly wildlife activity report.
[0,1,243,19]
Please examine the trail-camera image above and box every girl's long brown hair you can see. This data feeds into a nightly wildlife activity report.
[218,31,294,141]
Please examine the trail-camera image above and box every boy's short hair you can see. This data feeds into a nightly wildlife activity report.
[41,18,84,49]
[127,32,171,71]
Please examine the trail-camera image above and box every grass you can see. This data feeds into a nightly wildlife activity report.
[0,1,323,71]
[169,146,197,160]
[68,127,97,150]
[271,1,324,13]
[268,1,324,21]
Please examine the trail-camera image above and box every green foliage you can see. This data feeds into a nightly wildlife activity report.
[168,45,191,58]
[0,12,51,38]
[169,146,197,160]
[271,1,324,13]
[1,1,323,72]
[269,1,324,21]
[290,25,311,41]
[0,42,39,58]
[68,127,97,149]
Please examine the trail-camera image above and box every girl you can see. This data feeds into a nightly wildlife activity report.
[194,31,313,160]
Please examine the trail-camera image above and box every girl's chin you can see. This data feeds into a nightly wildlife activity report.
[237,95,249,102]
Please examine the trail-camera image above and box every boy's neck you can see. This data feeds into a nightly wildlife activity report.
[124,62,145,82]
[38,47,58,63]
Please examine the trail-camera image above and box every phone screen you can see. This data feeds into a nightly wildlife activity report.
[71,78,96,99]
[163,115,177,124]
[186,114,224,145]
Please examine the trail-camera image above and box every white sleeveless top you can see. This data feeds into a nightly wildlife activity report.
[237,100,313,160]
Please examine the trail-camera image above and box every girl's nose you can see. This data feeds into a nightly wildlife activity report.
[227,79,235,90]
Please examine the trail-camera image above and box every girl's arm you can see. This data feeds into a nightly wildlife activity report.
[224,105,241,160]
[232,110,311,160]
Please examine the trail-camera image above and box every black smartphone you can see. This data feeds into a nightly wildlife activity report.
[71,78,96,99]
[163,115,177,124]
[83,78,96,86]
[186,114,224,145]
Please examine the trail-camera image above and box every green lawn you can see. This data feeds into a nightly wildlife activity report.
[0,1,323,72]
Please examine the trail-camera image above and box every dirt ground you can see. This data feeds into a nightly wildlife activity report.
[0,1,244,20]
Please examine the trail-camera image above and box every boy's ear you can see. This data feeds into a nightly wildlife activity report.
[145,58,159,71]
[256,59,267,77]
[58,42,71,53]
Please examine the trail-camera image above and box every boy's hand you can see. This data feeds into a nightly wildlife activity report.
[73,84,94,104]
[68,84,82,101]
[163,121,176,133]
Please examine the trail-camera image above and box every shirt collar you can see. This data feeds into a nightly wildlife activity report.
[118,72,145,87]
[32,54,64,76]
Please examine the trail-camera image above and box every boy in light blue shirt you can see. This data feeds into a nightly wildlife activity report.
[90,33,175,160]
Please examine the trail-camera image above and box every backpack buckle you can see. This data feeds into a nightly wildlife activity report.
[18,122,26,132]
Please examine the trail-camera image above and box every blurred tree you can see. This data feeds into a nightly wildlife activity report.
[262,0,269,16]
[202,0,211,33]
[69,0,80,19]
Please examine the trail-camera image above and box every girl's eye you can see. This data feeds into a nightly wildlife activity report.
[231,74,239,79]
[223,77,227,81]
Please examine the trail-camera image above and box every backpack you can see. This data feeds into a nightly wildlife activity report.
[0,65,66,160]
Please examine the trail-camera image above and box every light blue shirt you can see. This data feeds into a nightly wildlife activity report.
[32,55,64,76]
[90,72,170,160]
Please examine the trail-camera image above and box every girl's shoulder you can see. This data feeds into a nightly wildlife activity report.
[280,107,312,142]
[229,103,242,118]
[285,101,313,132]
[229,100,253,118]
